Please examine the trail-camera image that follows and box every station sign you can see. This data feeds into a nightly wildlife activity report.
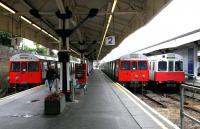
[105,36,115,45]
[11,37,22,47]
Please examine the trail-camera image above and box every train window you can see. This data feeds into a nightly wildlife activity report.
[11,62,20,72]
[158,61,167,71]
[21,62,27,72]
[132,61,137,70]
[28,62,39,72]
[138,61,147,70]
[175,61,183,71]
[169,61,174,71]
[121,61,130,70]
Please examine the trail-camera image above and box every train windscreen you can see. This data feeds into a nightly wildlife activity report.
[28,62,39,72]
[169,61,174,71]
[138,61,147,70]
[132,61,137,70]
[11,62,20,72]
[121,61,130,70]
[175,61,183,71]
[158,61,167,71]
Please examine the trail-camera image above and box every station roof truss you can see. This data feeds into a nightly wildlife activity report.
[0,0,169,60]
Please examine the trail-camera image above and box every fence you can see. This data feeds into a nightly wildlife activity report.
[180,84,200,129]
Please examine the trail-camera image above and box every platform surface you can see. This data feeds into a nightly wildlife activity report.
[0,70,178,129]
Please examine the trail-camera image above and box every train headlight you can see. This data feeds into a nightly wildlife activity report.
[142,75,145,79]
[15,76,19,81]
[135,75,138,79]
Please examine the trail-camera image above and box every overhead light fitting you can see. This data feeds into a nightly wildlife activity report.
[20,16,32,24]
[0,2,58,42]
[97,0,117,60]
[41,29,48,35]
[32,23,41,30]
[20,16,58,42]
[70,48,80,56]
[0,2,16,14]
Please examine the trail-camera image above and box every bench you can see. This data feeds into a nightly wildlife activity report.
[71,79,87,95]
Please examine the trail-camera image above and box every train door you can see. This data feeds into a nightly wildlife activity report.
[28,61,41,84]
[131,61,137,81]
[138,61,149,82]
[119,60,131,82]
[20,62,28,84]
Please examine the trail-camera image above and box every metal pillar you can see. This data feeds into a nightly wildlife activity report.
[66,19,71,101]
[180,86,184,129]
[57,16,71,102]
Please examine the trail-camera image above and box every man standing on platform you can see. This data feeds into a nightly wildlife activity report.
[46,66,57,91]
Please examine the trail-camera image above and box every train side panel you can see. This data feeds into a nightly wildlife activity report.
[154,72,184,83]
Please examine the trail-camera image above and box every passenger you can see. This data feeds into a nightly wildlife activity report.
[46,66,57,91]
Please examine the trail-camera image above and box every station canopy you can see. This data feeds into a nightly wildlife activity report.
[101,0,200,63]
[0,0,172,61]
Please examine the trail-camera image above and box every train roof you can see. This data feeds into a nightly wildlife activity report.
[148,53,183,61]
[120,53,148,60]
[10,53,58,61]
[10,53,81,63]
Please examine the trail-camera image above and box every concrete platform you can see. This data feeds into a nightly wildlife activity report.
[0,70,179,129]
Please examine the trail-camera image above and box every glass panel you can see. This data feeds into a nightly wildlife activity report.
[11,62,20,72]
[158,61,167,71]
[169,61,174,71]
[138,61,147,70]
[28,62,39,72]
[175,61,183,71]
[21,62,27,72]
[132,61,137,70]
[121,61,130,70]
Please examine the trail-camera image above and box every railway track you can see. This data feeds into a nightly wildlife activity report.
[142,94,167,108]
[138,89,200,115]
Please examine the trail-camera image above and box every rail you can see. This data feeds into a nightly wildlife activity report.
[180,84,200,129]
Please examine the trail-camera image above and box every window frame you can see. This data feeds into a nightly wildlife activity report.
[28,61,39,72]
[138,61,147,70]
[11,62,20,72]
[158,61,167,71]
[175,61,183,71]
[120,61,130,70]
[168,61,174,72]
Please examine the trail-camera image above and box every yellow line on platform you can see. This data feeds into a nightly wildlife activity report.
[101,70,168,129]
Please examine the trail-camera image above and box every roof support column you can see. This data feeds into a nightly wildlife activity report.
[56,0,72,101]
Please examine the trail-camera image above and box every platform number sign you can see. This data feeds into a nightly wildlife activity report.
[105,36,115,45]
[11,37,22,47]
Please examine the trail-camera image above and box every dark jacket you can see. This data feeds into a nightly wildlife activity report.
[46,68,57,80]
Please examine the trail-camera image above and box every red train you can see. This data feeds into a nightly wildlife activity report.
[8,53,58,89]
[101,53,149,87]
[149,53,184,86]
[8,53,80,90]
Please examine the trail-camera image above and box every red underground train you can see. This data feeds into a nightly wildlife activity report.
[8,53,82,90]
[101,53,149,87]
[148,53,185,86]
[8,53,58,89]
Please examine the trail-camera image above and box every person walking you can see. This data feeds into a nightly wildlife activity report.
[46,66,57,91]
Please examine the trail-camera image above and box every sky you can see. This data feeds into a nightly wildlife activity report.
[100,0,200,63]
